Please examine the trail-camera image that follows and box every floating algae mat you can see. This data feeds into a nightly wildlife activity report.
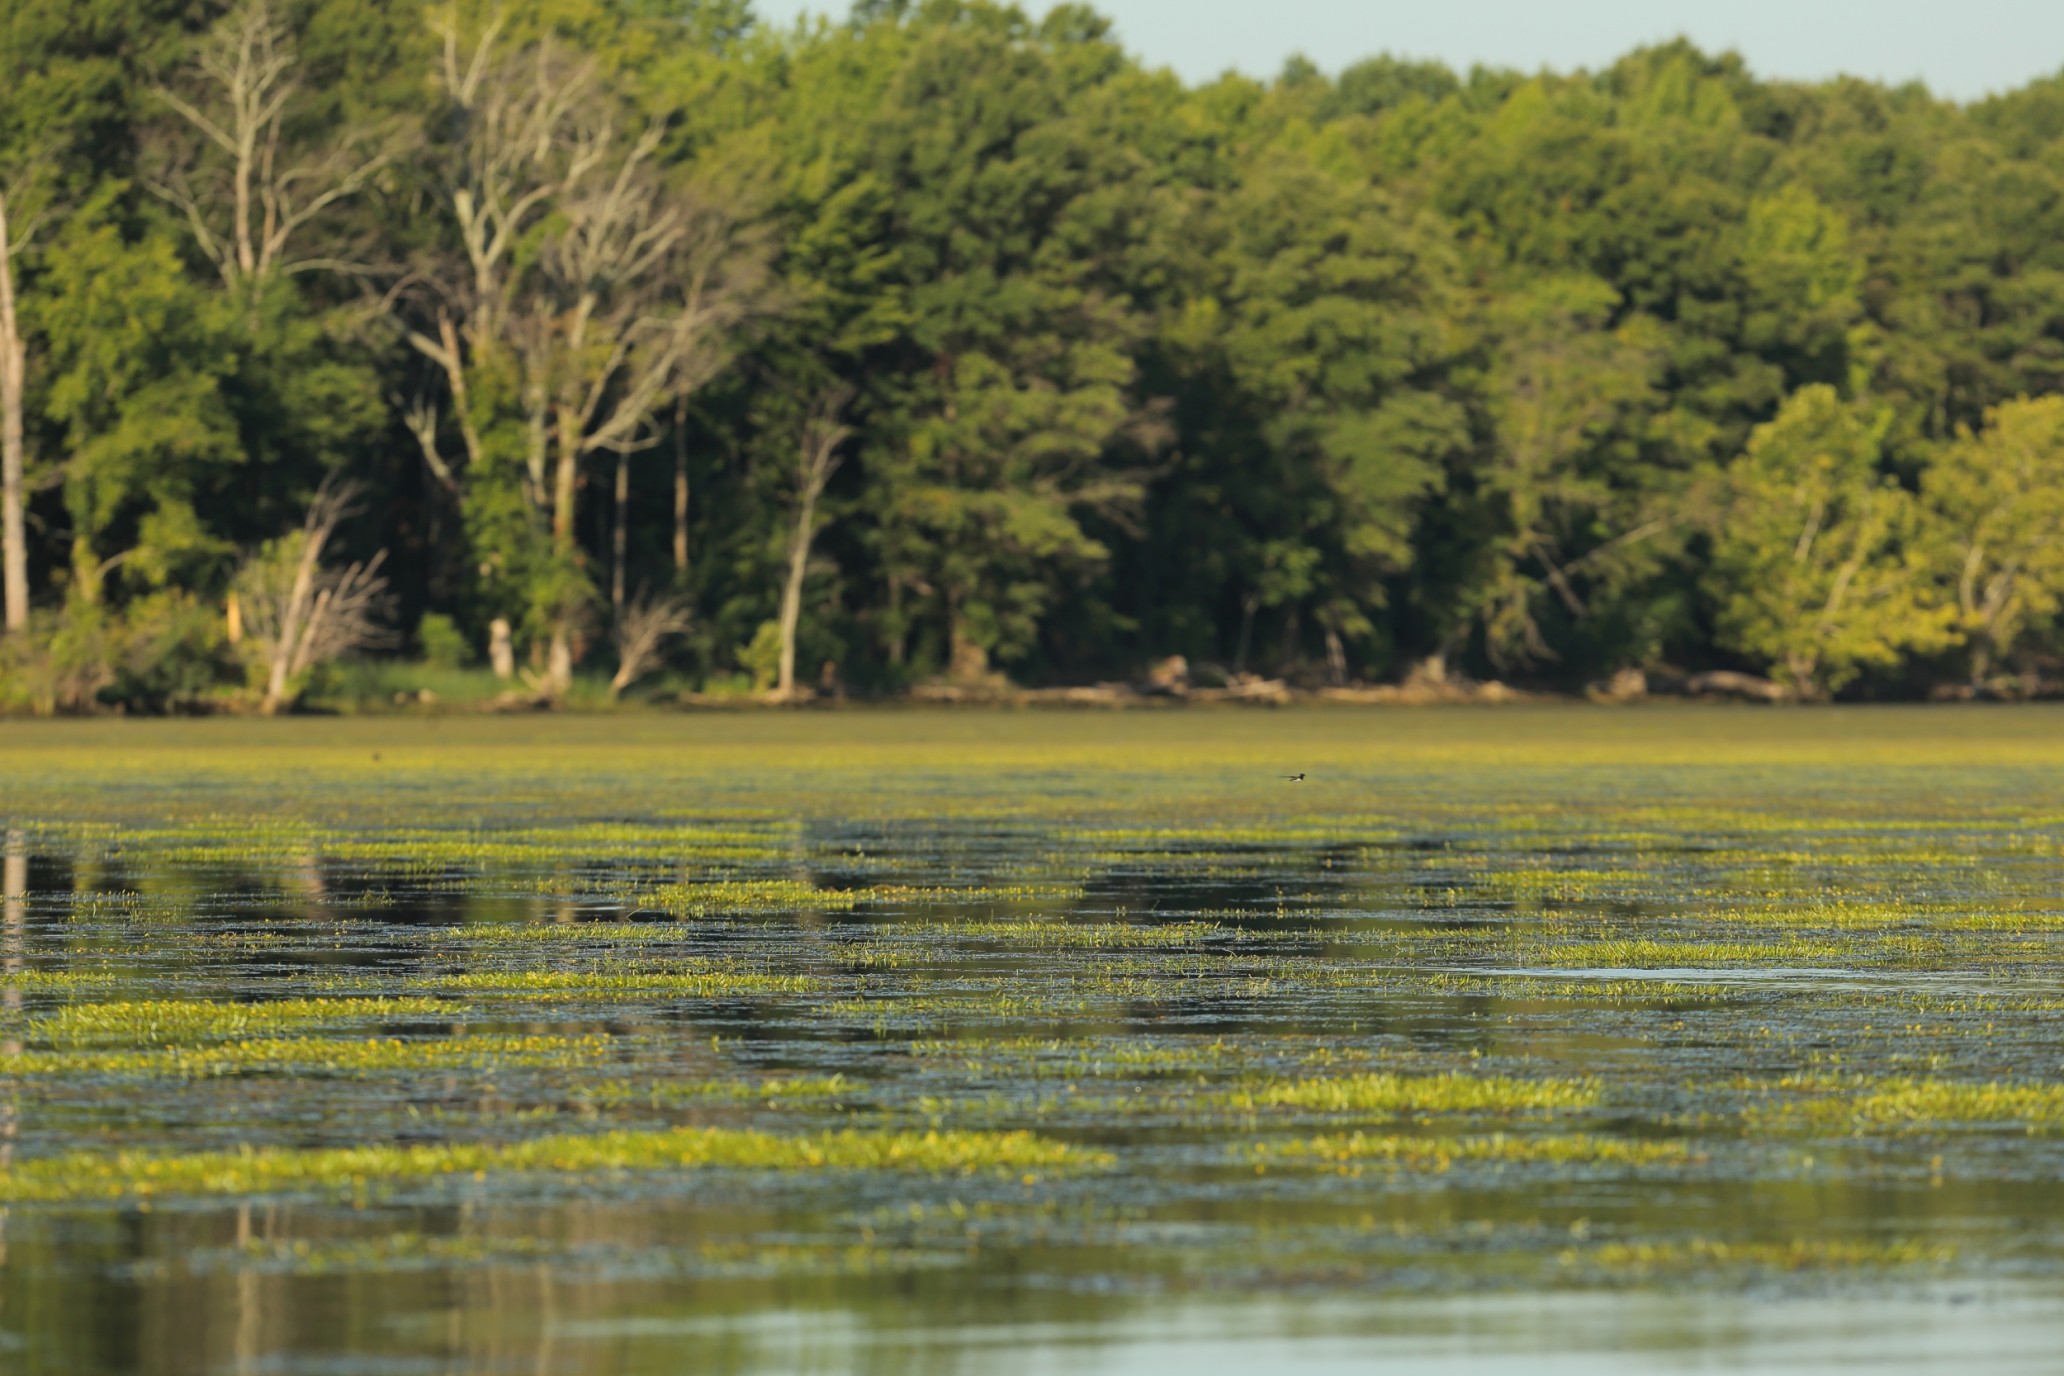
[5,707,2064,1372]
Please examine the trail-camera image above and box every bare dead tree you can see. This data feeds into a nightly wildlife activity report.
[773,387,852,700]
[146,0,401,298]
[399,19,599,494]
[401,18,769,698]
[609,587,692,701]
[535,121,764,586]
[237,480,392,714]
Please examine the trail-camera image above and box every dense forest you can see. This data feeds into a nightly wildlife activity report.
[3,0,2064,711]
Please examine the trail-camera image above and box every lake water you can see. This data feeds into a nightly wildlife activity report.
[3,707,2062,1372]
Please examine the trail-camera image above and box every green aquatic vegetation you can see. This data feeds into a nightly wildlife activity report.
[651,879,863,915]
[573,1075,853,1106]
[1476,934,1936,968]
[1243,1132,1698,1173]
[31,997,448,1048]
[863,883,1091,904]
[1749,1074,2064,1133]
[127,821,791,870]
[835,941,917,969]
[0,970,124,991]
[0,1034,612,1079]
[1703,900,1929,931]
[909,1035,1264,1078]
[1059,822,1402,847]
[1734,846,1998,868]
[880,919,1242,949]
[421,969,822,996]
[1475,868,1648,897]
[814,989,1097,1024]
[1911,911,2064,933]
[1417,972,1741,1002]
[6,709,2064,1326]
[429,922,704,944]
[1214,1071,1601,1117]
[0,1126,1111,1203]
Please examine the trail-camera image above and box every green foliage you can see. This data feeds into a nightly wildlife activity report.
[416,613,473,670]
[741,618,783,691]
[37,195,240,596]
[1921,396,2064,681]
[7,5,2064,704]
[0,590,227,712]
[1707,386,1955,695]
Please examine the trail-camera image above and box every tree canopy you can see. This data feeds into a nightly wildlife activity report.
[5,2,2064,709]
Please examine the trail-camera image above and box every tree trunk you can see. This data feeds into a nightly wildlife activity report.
[552,409,579,551]
[611,451,628,620]
[673,395,690,576]
[261,530,326,716]
[544,412,580,698]
[545,628,573,699]
[1786,650,1820,700]
[947,593,987,682]
[773,391,847,699]
[0,193,27,634]
[886,575,906,668]
[774,485,817,700]
[488,617,515,679]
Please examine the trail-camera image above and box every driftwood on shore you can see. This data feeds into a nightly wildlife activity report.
[413,646,2064,714]
[721,653,1536,709]
[1588,668,1796,703]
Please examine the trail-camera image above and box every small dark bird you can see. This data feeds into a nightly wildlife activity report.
[1283,772,1305,782]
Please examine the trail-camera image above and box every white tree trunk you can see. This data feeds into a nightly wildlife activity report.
[546,627,574,698]
[773,390,849,699]
[0,193,28,634]
[543,411,580,700]
[774,485,816,699]
[261,529,326,715]
[488,617,515,678]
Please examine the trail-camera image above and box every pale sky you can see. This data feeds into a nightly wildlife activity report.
[751,0,2064,103]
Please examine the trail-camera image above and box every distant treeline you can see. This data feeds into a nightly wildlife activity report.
[3,0,2064,711]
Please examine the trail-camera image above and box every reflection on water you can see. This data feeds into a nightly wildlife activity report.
[547,1291,2064,1375]
[3,709,2064,1373]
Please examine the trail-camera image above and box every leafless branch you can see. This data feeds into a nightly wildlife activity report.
[147,0,404,292]
[397,393,459,493]
[397,15,774,696]
[609,587,692,700]
[237,478,393,713]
